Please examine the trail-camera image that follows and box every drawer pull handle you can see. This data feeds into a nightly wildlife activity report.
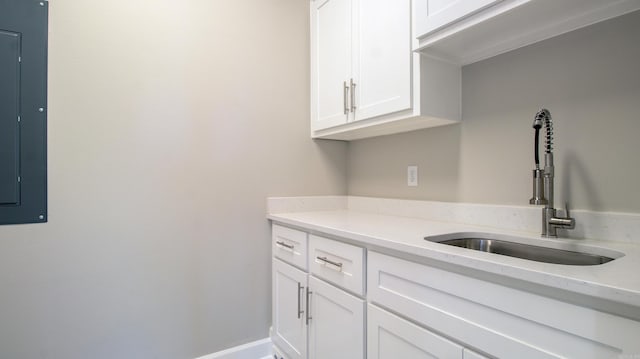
[297,282,304,319]
[306,288,312,325]
[317,256,343,270]
[350,78,356,112]
[343,81,349,115]
[276,241,294,250]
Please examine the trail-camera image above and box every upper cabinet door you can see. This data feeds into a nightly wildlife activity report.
[309,0,461,140]
[311,0,353,131]
[352,0,411,122]
[415,0,502,38]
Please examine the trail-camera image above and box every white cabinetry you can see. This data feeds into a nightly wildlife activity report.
[415,0,501,38]
[352,0,411,123]
[309,0,640,140]
[273,224,308,271]
[271,221,640,358]
[312,0,352,130]
[272,226,365,359]
[367,251,640,358]
[272,259,308,359]
[308,276,364,359]
[311,0,460,141]
[414,0,640,64]
[367,303,464,359]
[309,234,365,296]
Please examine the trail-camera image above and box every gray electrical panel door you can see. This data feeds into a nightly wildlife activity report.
[0,0,47,225]
[0,30,20,205]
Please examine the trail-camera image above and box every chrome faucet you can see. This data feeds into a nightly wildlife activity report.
[529,109,575,237]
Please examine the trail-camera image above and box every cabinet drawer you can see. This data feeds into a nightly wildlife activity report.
[368,251,640,358]
[309,235,365,296]
[272,224,308,270]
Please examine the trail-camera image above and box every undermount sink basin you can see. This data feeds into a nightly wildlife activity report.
[425,233,622,266]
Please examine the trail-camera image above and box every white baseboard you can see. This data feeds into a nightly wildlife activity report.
[195,338,272,359]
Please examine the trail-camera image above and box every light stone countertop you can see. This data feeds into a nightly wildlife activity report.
[268,208,640,312]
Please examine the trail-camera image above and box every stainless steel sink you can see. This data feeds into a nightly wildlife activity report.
[425,234,619,266]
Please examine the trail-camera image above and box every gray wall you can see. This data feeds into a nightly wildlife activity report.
[0,1,347,358]
[348,10,640,213]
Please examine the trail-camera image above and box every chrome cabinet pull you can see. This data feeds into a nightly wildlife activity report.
[316,256,343,269]
[350,78,356,112]
[306,287,312,325]
[343,81,349,115]
[297,283,304,319]
[275,241,294,250]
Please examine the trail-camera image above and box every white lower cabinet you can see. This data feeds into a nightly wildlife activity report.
[367,303,463,359]
[272,231,365,359]
[272,258,308,359]
[308,276,365,359]
[367,251,640,358]
[368,304,489,359]
[272,223,640,358]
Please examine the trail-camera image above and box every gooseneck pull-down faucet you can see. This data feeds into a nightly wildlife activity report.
[529,109,575,237]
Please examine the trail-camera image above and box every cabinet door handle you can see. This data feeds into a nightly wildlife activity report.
[306,287,313,325]
[275,241,294,250]
[343,81,349,115]
[297,282,304,319]
[350,78,356,112]
[316,256,343,270]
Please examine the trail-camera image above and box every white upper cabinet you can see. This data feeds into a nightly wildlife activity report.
[313,0,352,130]
[414,0,640,65]
[415,0,502,38]
[309,0,640,140]
[352,0,411,122]
[311,0,461,141]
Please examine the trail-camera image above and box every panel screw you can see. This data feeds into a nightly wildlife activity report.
[38,107,44,112]
[39,215,44,220]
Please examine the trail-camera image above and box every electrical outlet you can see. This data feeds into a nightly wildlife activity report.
[407,165,418,186]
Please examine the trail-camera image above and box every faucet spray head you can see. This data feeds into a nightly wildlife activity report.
[530,169,547,205]
[535,109,554,154]
[532,116,543,130]
[530,109,551,205]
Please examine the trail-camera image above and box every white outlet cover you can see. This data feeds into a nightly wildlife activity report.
[407,165,418,186]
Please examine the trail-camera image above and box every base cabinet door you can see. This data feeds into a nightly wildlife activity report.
[273,259,308,359]
[367,303,464,359]
[308,276,365,359]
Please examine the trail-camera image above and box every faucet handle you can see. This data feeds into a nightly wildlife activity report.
[554,202,576,229]
[564,202,570,218]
